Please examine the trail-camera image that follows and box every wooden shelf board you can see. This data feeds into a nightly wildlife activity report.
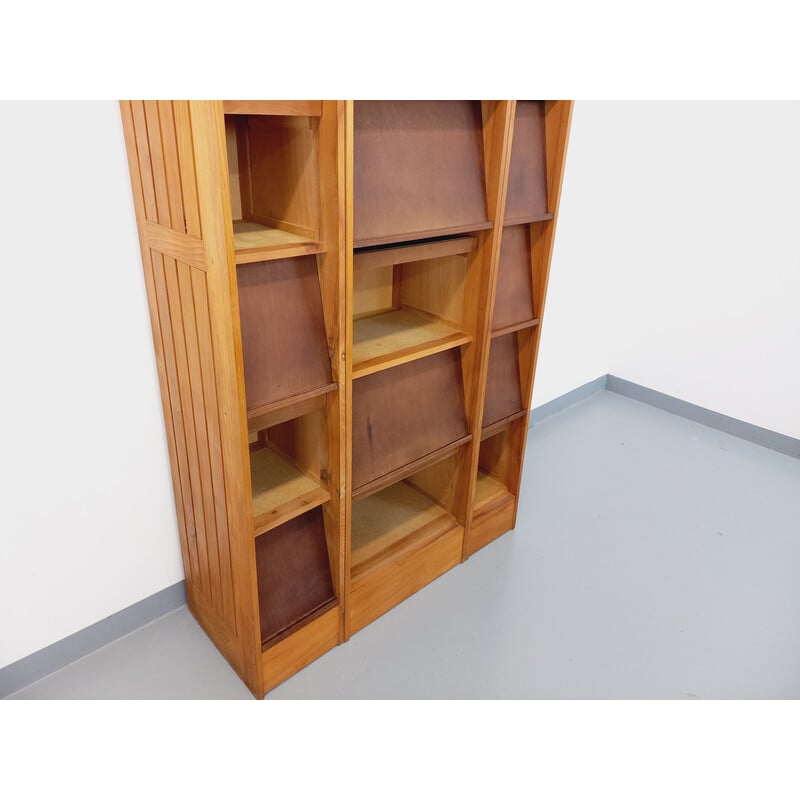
[492,318,540,338]
[353,308,472,379]
[352,434,472,501]
[233,221,325,264]
[481,410,528,441]
[261,597,338,651]
[247,381,336,422]
[473,470,515,515]
[354,221,493,250]
[224,100,322,117]
[351,480,459,578]
[250,445,330,536]
[248,393,327,436]
[503,212,553,226]
[353,235,477,271]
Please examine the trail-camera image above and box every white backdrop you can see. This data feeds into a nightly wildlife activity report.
[1,101,797,669]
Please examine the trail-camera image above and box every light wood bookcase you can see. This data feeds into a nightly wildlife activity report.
[121,100,572,697]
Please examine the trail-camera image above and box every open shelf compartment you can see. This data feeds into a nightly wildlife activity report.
[248,399,331,536]
[351,479,459,577]
[468,421,525,556]
[237,255,334,419]
[256,506,337,650]
[349,454,465,635]
[353,101,491,247]
[352,348,471,498]
[352,236,476,377]
[226,112,324,263]
[249,444,330,537]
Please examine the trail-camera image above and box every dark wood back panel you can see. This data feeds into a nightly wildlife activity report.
[352,350,469,489]
[353,101,489,246]
[482,333,524,427]
[493,224,535,330]
[237,256,332,414]
[256,507,336,647]
[505,101,548,222]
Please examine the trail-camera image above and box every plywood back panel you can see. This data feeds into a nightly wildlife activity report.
[232,115,321,239]
[353,263,394,318]
[482,333,523,427]
[402,254,468,327]
[353,101,489,246]
[505,101,548,223]
[237,256,332,414]
[494,224,535,330]
[352,350,469,489]
[256,508,336,647]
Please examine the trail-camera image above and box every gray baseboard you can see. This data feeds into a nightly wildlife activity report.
[606,375,800,459]
[3,373,796,698]
[1,581,186,698]
[530,375,608,425]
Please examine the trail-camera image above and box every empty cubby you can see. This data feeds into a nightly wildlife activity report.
[349,451,465,634]
[248,400,330,537]
[353,101,491,246]
[352,236,476,377]
[225,111,324,263]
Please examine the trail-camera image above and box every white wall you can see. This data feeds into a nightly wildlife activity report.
[2,101,797,670]
[0,103,184,668]
[533,101,611,404]
[575,102,800,439]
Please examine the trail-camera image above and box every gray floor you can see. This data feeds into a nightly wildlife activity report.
[9,390,800,699]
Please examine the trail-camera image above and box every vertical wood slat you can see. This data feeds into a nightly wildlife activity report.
[343,101,355,640]
[173,101,202,238]
[130,101,158,223]
[157,101,186,234]
[120,102,192,586]
[147,250,201,585]
[316,101,348,641]
[143,101,173,228]
[191,268,237,628]
[177,260,224,618]
[161,254,214,607]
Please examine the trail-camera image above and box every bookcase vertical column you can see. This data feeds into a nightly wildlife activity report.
[466,100,573,557]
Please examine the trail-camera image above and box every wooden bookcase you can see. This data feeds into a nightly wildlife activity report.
[121,99,572,697]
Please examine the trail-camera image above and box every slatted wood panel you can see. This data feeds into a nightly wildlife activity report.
[351,349,470,490]
[121,101,246,676]
[353,101,490,246]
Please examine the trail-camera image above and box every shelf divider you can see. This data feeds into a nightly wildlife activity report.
[233,221,325,264]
